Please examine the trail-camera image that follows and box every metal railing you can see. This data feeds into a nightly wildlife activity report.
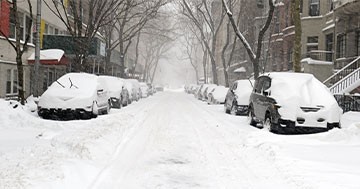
[323,56,360,93]
[334,94,360,112]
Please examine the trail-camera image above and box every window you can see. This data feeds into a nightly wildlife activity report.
[9,8,16,38]
[307,36,318,56]
[6,69,18,95]
[309,0,320,16]
[55,28,59,35]
[337,34,346,58]
[326,33,333,61]
[307,36,318,43]
[8,9,33,42]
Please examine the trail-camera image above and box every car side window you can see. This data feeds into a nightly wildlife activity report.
[262,77,271,91]
[254,77,264,93]
[233,83,237,90]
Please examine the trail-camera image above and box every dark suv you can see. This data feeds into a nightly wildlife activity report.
[248,72,342,133]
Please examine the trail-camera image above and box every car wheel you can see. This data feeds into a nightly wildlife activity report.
[263,114,280,133]
[247,107,257,126]
[224,101,230,114]
[230,102,238,115]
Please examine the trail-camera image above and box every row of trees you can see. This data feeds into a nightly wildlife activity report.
[179,0,302,86]
[1,0,174,104]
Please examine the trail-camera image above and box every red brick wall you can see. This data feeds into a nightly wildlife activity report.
[0,0,10,37]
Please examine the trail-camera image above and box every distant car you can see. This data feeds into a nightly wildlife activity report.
[248,72,342,133]
[155,85,164,92]
[208,86,229,104]
[100,75,125,109]
[224,80,253,115]
[139,82,149,98]
[38,73,110,120]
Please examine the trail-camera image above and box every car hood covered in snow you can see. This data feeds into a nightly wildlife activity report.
[38,73,100,110]
[267,72,342,122]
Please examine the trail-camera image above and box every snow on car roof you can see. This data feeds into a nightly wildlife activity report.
[264,72,337,109]
[47,72,99,97]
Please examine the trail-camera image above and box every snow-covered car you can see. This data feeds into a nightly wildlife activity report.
[207,86,229,104]
[38,73,110,120]
[139,82,149,98]
[126,79,141,102]
[100,75,125,108]
[203,84,217,101]
[248,72,342,133]
[224,80,253,115]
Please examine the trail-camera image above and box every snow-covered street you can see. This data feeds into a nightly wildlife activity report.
[1,90,360,189]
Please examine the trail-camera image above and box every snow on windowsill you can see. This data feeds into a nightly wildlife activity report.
[0,36,35,47]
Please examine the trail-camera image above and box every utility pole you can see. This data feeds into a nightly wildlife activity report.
[34,0,41,96]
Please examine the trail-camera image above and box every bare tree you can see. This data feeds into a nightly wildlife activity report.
[220,0,240,87]
[222,0,275,79]
[113,0,168,78]
[140,11,175,83]
[0,0,33,105]
[292,0,302,72]
[44,0,123,72]
[181,32,200,84]
[181,0,226,84]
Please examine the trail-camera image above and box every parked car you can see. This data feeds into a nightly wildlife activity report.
[224,80,253,115]
[100,75,125,108]
[139,82,149,98]
[208,86,229,104]
[203,84,217,101]
[248,72,342,133]
[38,73,110,120]
[120,85,130,107]
[126,79,141,101]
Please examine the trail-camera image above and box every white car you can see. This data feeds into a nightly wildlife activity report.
[224,80,254,115]
[99,75,125,108]
[38,73,110,120]
[139,82,149,98]
[126,79,141,102]
[208,86,229,104]
[248,72,343,133]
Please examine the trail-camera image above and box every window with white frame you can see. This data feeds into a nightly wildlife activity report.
[9,8,33,43]
[6,69,18,95]
[309,0,320,16]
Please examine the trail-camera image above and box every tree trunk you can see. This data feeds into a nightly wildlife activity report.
[292,0,302,72]
[202,49,208,84]
[221,20,231,87]
[210,36,219,84]
[132,31,141,76]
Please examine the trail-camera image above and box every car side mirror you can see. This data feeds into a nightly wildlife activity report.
[263,89,270,96]
[97,89,104,94]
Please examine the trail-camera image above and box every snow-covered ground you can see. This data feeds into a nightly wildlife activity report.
[1,91,360,189]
